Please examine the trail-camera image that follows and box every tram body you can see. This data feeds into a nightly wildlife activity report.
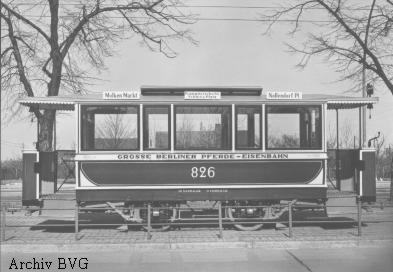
[74,87,327,204]
[20,86,378,228]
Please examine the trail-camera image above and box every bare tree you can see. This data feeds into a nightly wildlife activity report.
[261,0,393,95]
[176,115,222,149]
[1,0,195,151]
[176,115,194,149]
[96,114,136,149]
[1,158,22,180]
[199,122,220,148]
[268,134,300,149]
[372,132,386,179]
[327,119,357,149]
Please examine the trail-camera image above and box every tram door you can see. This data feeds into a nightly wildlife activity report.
[338,149,357,191]
[22,150,40,206]
[328,149,356,191]
[39,151,57,195]
[22,151,57,201]
[328,149,376,201]
[358,149,377,202]
[22,151,60,206]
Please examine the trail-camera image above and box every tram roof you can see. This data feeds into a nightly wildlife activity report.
[19,87,378,111]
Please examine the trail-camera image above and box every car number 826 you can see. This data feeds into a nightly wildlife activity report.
[190,166,215,178]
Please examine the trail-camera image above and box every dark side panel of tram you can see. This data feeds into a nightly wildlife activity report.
[80,160,323,186]
[76,187,327,202]
[359,150,377,202]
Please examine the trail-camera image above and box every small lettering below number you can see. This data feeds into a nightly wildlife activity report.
[191,166,215,178]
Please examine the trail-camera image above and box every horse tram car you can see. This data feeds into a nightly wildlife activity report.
[19,86,378,231]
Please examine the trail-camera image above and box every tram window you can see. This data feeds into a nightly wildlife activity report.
[175,106,231,150]
[236,106,261,149]
[143,106,170,150]
[266,106,322,149]
[81,106,139,150]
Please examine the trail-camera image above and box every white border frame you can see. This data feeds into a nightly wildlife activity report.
[74,101,329,191]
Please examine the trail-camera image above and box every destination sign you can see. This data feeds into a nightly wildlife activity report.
[184,91,221,100]
[102,91,140,100]
[75,152,327,161]
[266,91,302,100]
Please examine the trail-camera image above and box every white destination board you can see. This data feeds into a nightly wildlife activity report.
[102,91,140,100]
[184,91,221,100]
[266,91,302,100]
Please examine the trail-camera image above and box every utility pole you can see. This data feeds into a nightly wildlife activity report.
[361,61,366,148]
[361,0,376,148]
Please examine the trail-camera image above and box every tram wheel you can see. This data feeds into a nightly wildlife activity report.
[138,206,176,232]
[142,224,171,232]
[226,207,264,231]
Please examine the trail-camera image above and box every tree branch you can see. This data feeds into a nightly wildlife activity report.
[14,36,35,54]
[59,1,165,60]
[1,46,13,60]
[0,1,51,43]
[42,57,52,78]
[316,0,393,94]
[47,0,62,96]
[263,0,393,95]
[1,11,41,118]
[118,9,165,55]
[262,1,316,34]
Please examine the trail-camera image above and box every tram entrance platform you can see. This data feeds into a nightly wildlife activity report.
[39,183,75,217]
[326,189,357,215]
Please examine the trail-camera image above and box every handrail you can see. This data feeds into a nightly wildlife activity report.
[1,195,392,242]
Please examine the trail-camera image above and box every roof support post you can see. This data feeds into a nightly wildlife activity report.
[359,107,363,148]
[336,108,341,190]
[53,111,56,151]
[36,116,40,151]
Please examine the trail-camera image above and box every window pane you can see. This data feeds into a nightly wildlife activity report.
[144,107,169,150]
[236,107,261,149]
[266,106,321,149]
[268,113,300,148]
[175,106,231,150]
[81,106,138,150]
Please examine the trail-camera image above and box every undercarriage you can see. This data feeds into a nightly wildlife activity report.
[79,199,327,231]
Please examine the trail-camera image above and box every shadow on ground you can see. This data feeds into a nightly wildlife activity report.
[30,213,125,232]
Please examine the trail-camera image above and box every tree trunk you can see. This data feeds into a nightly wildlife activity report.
[38,109,55,151]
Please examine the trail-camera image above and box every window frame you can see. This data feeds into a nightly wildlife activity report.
[265,104,322,150]
[174,105,232,151]
[235,105,262,150]
[143,105,171,151]
[80,105,140,151]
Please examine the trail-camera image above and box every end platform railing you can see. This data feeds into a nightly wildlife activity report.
[1,195,393,242]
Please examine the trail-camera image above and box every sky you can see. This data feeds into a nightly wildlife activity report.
[1,0,392,159]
